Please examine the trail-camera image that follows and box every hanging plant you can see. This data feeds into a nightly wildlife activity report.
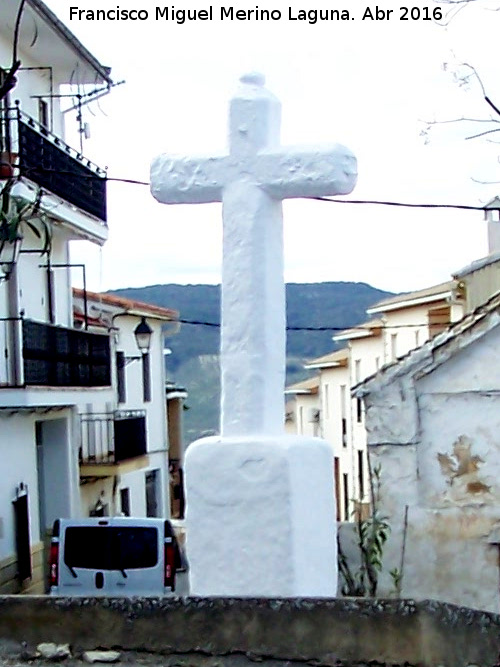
[0,180,51,255]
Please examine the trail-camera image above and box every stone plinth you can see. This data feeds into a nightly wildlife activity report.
[185,434,337,597]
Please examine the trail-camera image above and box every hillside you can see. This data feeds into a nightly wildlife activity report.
[112,282,394,442]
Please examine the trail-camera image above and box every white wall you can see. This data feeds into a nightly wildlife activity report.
[362,324,500,612]
[73,305,171,521]
[289,393,320,438]
[0,411,78,561]
[113,314,168,455]
[0,416,39,561]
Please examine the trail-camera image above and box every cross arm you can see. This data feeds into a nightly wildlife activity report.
[150,154,228,204]
[254,144,357,200]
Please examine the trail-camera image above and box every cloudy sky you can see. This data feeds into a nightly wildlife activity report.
[42,0,500,293]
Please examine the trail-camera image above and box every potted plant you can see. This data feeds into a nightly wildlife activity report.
[0,152,18,180]
[0,181,51,270]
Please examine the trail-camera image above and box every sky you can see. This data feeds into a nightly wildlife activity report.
[41,0,500,293]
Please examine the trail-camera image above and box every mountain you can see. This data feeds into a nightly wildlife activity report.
[111,282,394,442]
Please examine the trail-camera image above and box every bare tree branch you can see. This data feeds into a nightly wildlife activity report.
[421,116,500,125]
[466,127,500,140]
[435,2,468,26]
[471,176,500,185]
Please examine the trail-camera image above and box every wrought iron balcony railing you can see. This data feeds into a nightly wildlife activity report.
[23,319,111,387]
[1,105,107,223]
[80,410,148,467]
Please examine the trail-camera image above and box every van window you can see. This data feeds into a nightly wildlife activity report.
[64,526,158,571]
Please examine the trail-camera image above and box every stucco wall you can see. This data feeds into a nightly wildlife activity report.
[0,597,498,667]
[361,324,500,612]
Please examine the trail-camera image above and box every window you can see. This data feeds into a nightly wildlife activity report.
[299,406,304,433]
[334,458,340,522]
[340,385,347,446]
[356,397,363,423]
[343,473,349,521]
[354,359,361,384]
[324,383,330,419]
[312,410,320,437]
[116,352,126,403]
[358,450,365,499]
[390,333,398,361]
[145,470,160,517]
[375,356,380,371]
[120,488,131,517]
[38,99,49,129]
[415,329,420,348]
[64,526,158,570]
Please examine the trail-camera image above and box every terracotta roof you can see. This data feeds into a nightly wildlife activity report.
[285,376,319,395]
[367,281,457,314]
[73,309,107,329]
[305,348,349,369]
[73,288,178,321]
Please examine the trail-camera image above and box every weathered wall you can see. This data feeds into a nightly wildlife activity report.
[361,324,500,612]
[401,506,500,612]
[0,597,498,667]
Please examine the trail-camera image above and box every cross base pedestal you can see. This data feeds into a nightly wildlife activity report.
[185,434,338,597]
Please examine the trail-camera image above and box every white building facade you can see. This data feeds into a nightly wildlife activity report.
[287,282,465,523]
[73,290,179,523]
[0,0,114,594]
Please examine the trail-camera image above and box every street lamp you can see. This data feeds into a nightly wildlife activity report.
[134,317,153,354]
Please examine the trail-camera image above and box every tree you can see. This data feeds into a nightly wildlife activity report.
[421,1,500,184]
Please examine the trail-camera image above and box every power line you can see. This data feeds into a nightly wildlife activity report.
[313,197,488,212]
[177,317,455,332]
[16,166,495,212]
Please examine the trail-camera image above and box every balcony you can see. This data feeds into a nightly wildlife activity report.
[1,105,107,223]
[0,318,111,388]
[23,320,111,387]
[80,410,149,477]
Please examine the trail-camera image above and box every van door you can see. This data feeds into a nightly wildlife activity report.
[57,521,163,596]
[105,523,162,595]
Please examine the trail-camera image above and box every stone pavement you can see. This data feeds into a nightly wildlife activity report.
[0,641,410,667]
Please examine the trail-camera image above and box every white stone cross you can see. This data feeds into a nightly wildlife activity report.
[151,74,357,597]
[151,73,357,438]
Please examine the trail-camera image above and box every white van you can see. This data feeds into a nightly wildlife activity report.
[48,517,181,596]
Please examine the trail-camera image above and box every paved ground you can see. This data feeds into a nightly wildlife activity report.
[0,644,328,667]
[0,641,401,667]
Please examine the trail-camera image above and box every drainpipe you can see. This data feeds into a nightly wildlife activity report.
[46,255,54,324]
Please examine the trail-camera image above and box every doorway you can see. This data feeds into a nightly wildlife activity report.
[35,418,72,590]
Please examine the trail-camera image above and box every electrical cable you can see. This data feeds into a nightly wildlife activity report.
[175,317,459,332]
[15,166,495,212]
[12,0,26,66]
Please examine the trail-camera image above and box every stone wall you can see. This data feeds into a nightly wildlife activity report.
[0,543,44,595]
[0,597,499,667]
